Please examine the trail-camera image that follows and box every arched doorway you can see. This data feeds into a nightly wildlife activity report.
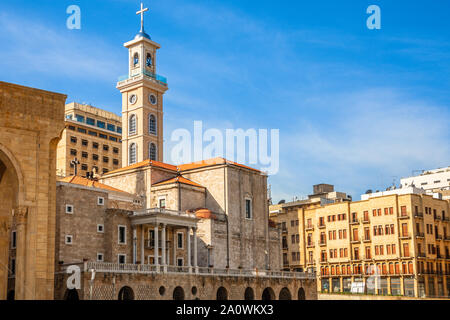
[173,286,185,300]
[244,287,254,300]
[216,287,228,300]
[262,287,275,301]
[118,286,135,301]
[7,290,15,301]
[279,287,292,300]
[298,287,306,300]
[0,149,20,300]
[64,289,79,301]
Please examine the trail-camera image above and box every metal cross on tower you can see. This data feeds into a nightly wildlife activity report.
[70,158,80,176]
[136,2,149,33]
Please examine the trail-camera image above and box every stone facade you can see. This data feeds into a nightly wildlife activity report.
[0,81,66,300]
[55,267,317,301]
[271,188,450,298]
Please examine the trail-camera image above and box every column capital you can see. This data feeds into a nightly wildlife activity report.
[14,206,28,226]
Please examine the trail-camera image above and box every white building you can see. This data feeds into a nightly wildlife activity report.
[400,167,450,191]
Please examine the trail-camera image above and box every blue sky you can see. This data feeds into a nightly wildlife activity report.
[0,0,449,202]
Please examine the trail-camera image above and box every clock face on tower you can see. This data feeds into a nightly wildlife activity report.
[149,94,157,105]
[129,94,137,105]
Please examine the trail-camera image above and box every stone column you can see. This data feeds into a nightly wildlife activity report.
[0,217,11,300]
[132,227,137,264]
[14,206,28,300]
[187,227,191,273]
[173,230,177,266]
[154,225,159,272]
[161,224,166,272]
[193,227,198,273]
[140,225,144,265]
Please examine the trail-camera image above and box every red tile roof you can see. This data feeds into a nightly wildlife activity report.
[153,176,205,188]
[105,157,261,176]
[59,176,131,194]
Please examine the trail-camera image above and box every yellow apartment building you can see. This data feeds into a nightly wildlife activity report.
[270,186,450,298]
[56,102,122,177]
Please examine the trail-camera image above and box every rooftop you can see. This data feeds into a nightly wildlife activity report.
[59,175,131,195]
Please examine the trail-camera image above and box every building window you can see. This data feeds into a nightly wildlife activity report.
[177,232,183,249]
[92,154,99,161]
[97,253,104,262]
[65,205,74,214]
[149,114,157,134]
[81,151,88,159]
[11,231,16,249]
[81,139,88,147]
[99,133,107,140]
[65,235,73,245]
[70,149,77,156]
[86,117,95,126]
[103,145,109,152]
[113,147,119,154]
[97,224,104,233]
[129,143,137,165]
[93,142,99,149]
[113,159,119,166]
[10,258,16,276]
[129,115,137,135]
[107,124,116,132]
[77,128,87,134]
[109,136,118,142]
[146,53,152,67]
[102,168,109,174]
[103,157,109,164]
[81,164,88,171]
[97,121,105,129]
[75,115,85,123]
[88,131,97,137]
[118,254,126,264]
[159,198,166,209]
[245,199,253,219]
[133,53,139,66]
[68,125,76,131]
[117,127,122,134]
[97,197,104,206]
[118,226,126,244]
[149,143,157,161]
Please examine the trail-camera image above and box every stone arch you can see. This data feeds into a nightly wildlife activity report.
[64,289,79,301]
[279,287,292,300]
[216,287,228,300]
[262,287,275,301]
[118,286,135,301]
[173,286,185,300]
[244,287,254,300]
[298,287,306,300]
[0,146,22,300]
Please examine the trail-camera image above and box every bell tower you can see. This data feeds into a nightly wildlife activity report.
[117,2,168,166]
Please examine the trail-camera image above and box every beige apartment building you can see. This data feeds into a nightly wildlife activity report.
[270,186,450,298]
[56,103,122,177]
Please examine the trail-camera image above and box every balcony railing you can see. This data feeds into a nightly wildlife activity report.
[351,239,361,244]
[436,235,443,240]
[399,233,411,240]
[434,215,442,221]
[317,223,326,229]
[306,260,316,265]
[416,232,425,238]
[83,262,316,279]
[414,212,424,218]
[134,208,197,219]
[118,69,168,86]
[319,240,327,247]
[305,225,314,231]
[443,216,450,222]
[398,214,410,220]
[306,242,315,248]
[350,219,360,225]
[444,236,450,241]
[362,218,370,224]
[363,237,371,243]
[417,252,426,258]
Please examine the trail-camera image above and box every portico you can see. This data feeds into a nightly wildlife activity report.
[130,208,199,273]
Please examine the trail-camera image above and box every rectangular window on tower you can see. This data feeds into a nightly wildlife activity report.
[245,199,253,219]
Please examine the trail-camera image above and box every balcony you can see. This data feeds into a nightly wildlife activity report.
[398,214,410,220]
[306,260,316,266]
[434,215,442,221]
[363,256,372,261]
[415,232,425,238]
[349,219,360,225]
[351,257,362,262]
[399,233,411,240]
[363,237,371,243]
[351,239,361,244]
[317,223,326,229]
[435,234,443,241]
[362,218,370,224]
[319,241,327,247]
[417,252,426,258]
[282,245,289,251]
[118,69,168,87]
[443,216,450,222]
[306,242,315,248]
[444,236,450,241]
[319,259,328,264]
[414,212,424,219]
[305,225,314,231]
[281,228,288,234]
